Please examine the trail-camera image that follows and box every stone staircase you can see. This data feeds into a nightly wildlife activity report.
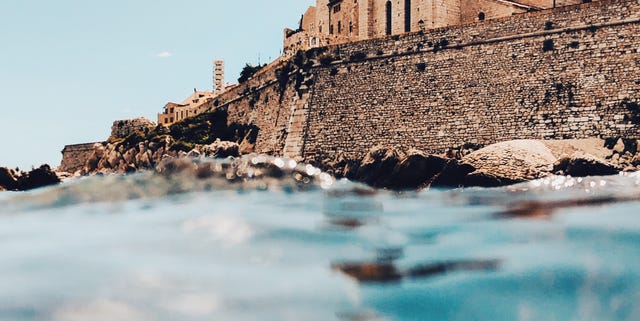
[282,78,313,159]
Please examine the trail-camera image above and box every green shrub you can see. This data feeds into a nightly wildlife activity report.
[238,63,264,83]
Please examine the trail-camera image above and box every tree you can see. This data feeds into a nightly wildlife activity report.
[238,64,264,83]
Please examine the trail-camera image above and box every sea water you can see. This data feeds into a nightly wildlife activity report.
[1,157,639,321]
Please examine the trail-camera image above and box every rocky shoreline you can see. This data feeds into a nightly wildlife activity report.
[54,135,640,191]
[3,136,638,192]
[4,114,639,192]
[311,138,640,190]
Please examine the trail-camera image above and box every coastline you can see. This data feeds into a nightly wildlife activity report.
[4,134,637,193]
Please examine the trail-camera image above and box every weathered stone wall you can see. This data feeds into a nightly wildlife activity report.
[301,0,640,160]
[516,0,588,9]
[201,58,309,156]
[59,143,101,173]
[205,0,640,163]
[460,0,528,23]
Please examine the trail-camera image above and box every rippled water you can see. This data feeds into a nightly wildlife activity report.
[1,158,639,321]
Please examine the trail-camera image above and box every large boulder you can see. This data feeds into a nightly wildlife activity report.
[0,167,18,191]
[387,150,448,190]
[355,147,405,188]
[430,160,476,188]
[318,152,360,179]
[202,140,240,158]
[553,153,620,177]
[462,140,557,183]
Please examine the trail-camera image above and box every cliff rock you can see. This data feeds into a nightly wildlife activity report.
[110,118,156,140]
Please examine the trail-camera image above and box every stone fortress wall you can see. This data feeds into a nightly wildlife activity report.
[284,0,592,55]
[211,0,640,161]
[59,0,640,170]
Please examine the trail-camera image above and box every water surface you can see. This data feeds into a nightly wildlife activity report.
[1,158,639,321]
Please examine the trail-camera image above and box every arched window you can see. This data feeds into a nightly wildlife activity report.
[405,0,411,32]
[478,12,485,21]
[386,1,392,35]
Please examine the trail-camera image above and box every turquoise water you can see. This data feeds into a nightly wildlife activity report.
[1,157,639,321]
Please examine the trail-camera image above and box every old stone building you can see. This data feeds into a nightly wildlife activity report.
[284,0,593,54]
[157,90,214,125]
[158,60,228,126]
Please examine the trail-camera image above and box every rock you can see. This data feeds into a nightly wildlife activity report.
[430,160,476,187]
[110,117,156,140]
[632,154,640,167]
[135,150,153,169]
[186,149,201,158]
[463,140,556,182]
[611,153,620,164]
[0,167,18,191]
[613,138,626,154]
[320,152,360,178]
[155,157,198,177]
[355,146,405,188]
[203,140,240,158]
[106,150,121,169]
[93,143,106,158]
[14,165,61,191]
[387,150,448,190]
[553,153,620,177]
[122,148,136,164]
[124,164,137,174]
[463,171,521,188]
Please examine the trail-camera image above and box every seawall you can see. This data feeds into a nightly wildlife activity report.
[204,0,640,162]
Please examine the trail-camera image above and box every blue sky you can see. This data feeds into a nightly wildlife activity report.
[0,0,313,169]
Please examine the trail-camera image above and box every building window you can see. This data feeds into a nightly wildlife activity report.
[330,24,334,34]
[319,25,323,33]
[405,0,411,32]
[478,12,485,21]
[338,21,342,34]
[333,4,341,13]
[386,1,392,35]
[349,21,353,34]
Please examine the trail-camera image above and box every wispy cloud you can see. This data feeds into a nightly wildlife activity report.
[156,51,173,58]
